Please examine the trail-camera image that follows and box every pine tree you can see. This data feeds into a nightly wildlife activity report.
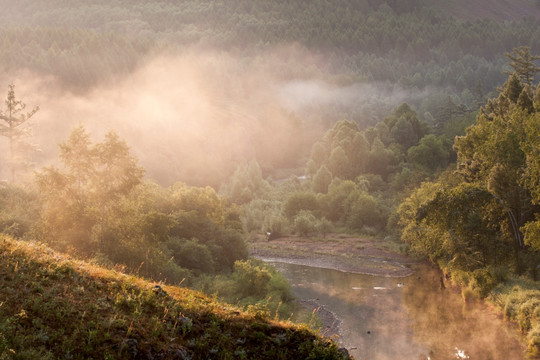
[0,83,39,182]
[505,46,540,86]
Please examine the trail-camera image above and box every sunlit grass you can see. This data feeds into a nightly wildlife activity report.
[488,277,540,357]
[0,235,350,359]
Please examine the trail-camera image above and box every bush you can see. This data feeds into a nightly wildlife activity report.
[0,184,39,238]
[293,210,317,237]
[492,280,540,355]
[242,199,279,233]
[159,260,192,286]
[469,268,498,298]
[316,217,333,237]
[233,260,272,298]
[283,192,319,221]
[346,192,386,231]
[518,298,540,333]
[263,211,287,238]
[528,324,540,356]
[215,229,249,270]
[165,238,215,273]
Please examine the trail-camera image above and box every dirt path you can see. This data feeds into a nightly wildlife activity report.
[249,234,418,278]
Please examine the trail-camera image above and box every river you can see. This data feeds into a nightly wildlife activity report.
[266,261,526,360]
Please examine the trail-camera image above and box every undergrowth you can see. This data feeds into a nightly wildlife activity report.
[446,264,540,357]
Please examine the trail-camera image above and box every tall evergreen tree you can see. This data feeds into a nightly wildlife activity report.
[505,46,540,86]
[0,83,39,182]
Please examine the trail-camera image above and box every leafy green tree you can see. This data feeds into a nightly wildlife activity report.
[367,137,398,178]
[407,134,450,171]
[533,84,540,112]
[0,83,39,182]
[166,238,215,273]
[328,146,350,179]
[390,116,417,148]
[93,131,145,244]
[232,259,272,298]
[521,111,540,250]
[312,165,332,193]
[455,93,533,251]
[349,132,370,175]
[398,181,444,261]
[293,210,317,237]
[34,126,144,252]
[316,217,333,237]
[346,191,385,231]
[283,191,319,220]
[225,160,270,204]
[0,183,39,237]
[385,103,429,149]
[320,179,355,222]
[416,184,511,270]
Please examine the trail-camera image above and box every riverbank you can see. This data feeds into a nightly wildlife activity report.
[249,233,418,278]
[249,234,539,358]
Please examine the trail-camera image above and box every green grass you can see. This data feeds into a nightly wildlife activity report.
[0,235,351,360]
[489,277,540,357]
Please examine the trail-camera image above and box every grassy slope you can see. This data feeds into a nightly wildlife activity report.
[430,0,540,20]
[0,236,350,360]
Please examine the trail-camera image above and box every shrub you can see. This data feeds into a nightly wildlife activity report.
[528,324,540,356]
[165,238,215,273]
[518,298,540,333]
[233,259,272,298]
[293,211,317,237]
[283,192,319,221]
[316,217,333,237]
[469,268,497,298]
[263,211,287,238]
[346,192,386,231]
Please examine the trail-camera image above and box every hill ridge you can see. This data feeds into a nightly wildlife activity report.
[0,236,350,360]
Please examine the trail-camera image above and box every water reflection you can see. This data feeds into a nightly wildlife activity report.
[268,262,525,360]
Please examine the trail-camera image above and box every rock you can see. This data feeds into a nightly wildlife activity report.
[122,338,138,358]
[152,285,168,296]
[337,347,352,359]
[177,315,193,335]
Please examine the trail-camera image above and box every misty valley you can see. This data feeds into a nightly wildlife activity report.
[1,0,540,359]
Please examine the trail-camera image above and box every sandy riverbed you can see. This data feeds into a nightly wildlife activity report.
[249,234,418,278]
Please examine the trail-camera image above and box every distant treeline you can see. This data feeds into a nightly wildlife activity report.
[1,0,539,96]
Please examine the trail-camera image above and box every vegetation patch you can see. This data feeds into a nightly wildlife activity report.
[0,235,351,360]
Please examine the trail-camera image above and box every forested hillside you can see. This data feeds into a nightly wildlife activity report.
[431,0,540,20]
[1,0,540,184]
[398,52,540,354]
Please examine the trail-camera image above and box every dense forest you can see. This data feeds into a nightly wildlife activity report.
[1,0,540,185]
[1,0,540,357]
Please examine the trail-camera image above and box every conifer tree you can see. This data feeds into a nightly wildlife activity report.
[505,46,540,86]
[0,83,39,182]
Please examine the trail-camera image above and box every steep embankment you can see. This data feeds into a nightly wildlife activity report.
[0,236,351,360]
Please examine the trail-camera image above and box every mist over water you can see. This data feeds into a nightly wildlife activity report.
[269,262,525,360]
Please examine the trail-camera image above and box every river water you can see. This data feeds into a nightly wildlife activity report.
[267,261,526,360]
